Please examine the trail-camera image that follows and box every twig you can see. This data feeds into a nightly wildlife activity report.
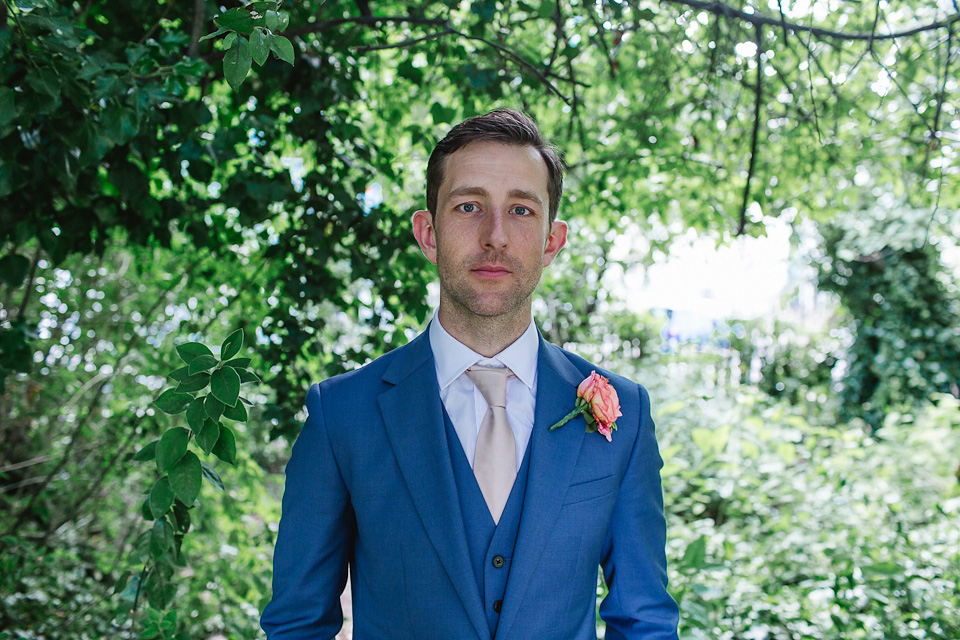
[3,261,198,537]
[286,15,449,38]
[355,28,454,52]
[452,27,568,102]
[663,0,960,42]
[737,24,763,236]
[14,245,40,323]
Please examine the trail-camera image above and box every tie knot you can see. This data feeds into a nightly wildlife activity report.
[466,365,512,408]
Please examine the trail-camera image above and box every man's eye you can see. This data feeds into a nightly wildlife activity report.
[511,205,530,216]
[458,203,477,213]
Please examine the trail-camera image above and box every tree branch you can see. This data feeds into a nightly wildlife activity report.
[738,24,763,236]
[354,28,454,52]
[188,0,205,57]
[664,0,960,42]
[286,15,449,38]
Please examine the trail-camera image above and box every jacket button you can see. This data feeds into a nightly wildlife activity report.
[493,599,502,613]
[492,554,505,568]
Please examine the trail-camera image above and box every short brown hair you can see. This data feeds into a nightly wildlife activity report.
[425,108,565,223]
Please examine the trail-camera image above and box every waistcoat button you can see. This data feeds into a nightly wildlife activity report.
[492,554,505,568]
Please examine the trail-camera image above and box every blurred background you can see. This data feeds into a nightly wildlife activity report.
[1,0,958,638]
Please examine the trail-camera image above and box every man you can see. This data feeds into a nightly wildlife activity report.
[261,108,679,639]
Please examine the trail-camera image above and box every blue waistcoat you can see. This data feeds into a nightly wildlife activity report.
[443,408,532,637]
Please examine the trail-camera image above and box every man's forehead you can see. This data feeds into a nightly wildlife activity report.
[438,142,550,199]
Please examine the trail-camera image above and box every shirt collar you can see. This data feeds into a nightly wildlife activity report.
[428,311,539,392]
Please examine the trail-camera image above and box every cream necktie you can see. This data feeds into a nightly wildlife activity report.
[466,365,517,525]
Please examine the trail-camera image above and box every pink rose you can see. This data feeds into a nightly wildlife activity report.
[577,371,622,429]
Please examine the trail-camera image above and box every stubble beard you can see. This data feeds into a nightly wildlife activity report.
[436,251,542,324]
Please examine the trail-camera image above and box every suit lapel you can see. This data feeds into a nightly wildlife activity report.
[497,338,586,638]
[377,334,489,640]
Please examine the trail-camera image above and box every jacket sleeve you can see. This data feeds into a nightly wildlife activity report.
[261,383,356,639]
[598,384,680,639]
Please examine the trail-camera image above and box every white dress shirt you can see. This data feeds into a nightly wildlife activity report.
[428,313,538,471]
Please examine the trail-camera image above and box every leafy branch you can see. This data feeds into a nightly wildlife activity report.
[200,1,296,89]
[118,329,259,638]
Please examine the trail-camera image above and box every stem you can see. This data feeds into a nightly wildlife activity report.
[548,405,584,430]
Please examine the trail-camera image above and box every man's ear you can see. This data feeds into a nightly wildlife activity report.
[412,209,438,265]
[542,219,567,268]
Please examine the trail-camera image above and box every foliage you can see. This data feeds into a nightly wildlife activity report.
[115,329,257,638]
[644,348,960,639]
[817,204,960,430]
[0,0,958,638]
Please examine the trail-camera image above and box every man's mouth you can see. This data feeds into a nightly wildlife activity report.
[472,264,512,278]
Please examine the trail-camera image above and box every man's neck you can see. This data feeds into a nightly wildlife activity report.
[436,304,531,358]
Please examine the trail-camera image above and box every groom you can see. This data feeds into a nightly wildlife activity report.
[261,108,679,639]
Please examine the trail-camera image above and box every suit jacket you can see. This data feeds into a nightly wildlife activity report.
[261,329,679,639]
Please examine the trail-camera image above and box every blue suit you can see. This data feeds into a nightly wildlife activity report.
[261,329,679,639]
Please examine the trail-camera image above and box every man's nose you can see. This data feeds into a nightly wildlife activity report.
[480,208,508,249]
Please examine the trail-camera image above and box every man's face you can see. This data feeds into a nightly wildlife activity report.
[413,141,567,325]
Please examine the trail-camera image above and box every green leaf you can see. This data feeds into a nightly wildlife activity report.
[269,34,295,65]
[168,365,190,382]
[250,28,270,66]
[215,7,255,34]
[264,10,280,30]
[187,354,218,375]
[211,366,241,407]
[185,397,205,432]
[204,394,225,421]
[149,476,175,518]
[159,610,177,634]
[223,357,251,369]
[0,87,16,126]
[0,254,30,287]
[681,535,708,570]
[172,500,191,534]
[133,440,158,462]
[195,418,220,454]
[200,461,224,491]
[141,497,155,521]
[150,518,174,558]
[156,427,190,472]
[168,451,202,505]
[154,389,192,415]
[221,328,244,361]
[145,568,176,610]
[223,399,247,421]
[238,368,261,384]
[176,371,210,393]
[199,27,229,42]
[212,426,237,466]
[224,36,253,89]
[176,342,214,365]
[277,11,290,30]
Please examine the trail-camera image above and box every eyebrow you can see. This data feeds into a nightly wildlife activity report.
[445,186,544,207]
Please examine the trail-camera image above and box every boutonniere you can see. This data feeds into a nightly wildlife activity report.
[548,371,622,442]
